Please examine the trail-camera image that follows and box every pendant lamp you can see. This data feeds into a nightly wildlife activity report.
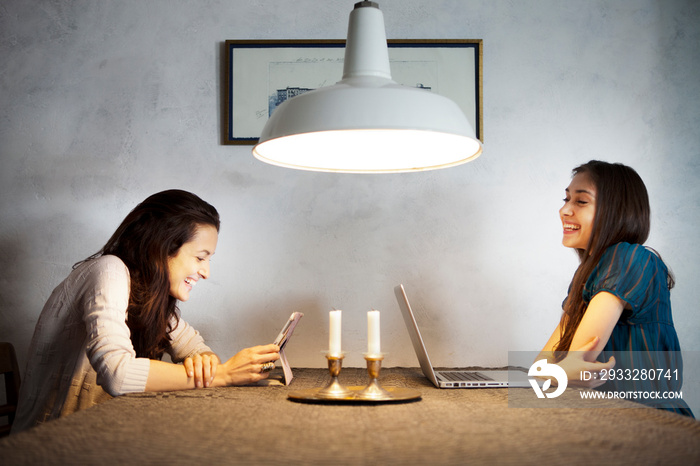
[252,1,482,173]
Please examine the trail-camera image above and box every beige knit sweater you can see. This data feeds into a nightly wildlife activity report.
[13,255,212,433]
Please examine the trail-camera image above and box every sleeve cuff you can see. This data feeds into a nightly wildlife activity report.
[117,357,151,394]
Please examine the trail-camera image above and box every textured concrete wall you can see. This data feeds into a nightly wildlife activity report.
[1,0,698,401]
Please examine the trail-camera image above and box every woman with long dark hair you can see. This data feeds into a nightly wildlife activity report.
[536,161,692,417]
[13,190,280,432]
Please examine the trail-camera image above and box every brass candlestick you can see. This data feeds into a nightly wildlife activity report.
[357,354,392,400]
[287,352,422,404]
[316,353,353,399]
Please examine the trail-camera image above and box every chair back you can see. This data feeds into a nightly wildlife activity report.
[0,342,21,436]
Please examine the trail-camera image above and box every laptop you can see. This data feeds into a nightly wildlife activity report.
[395,284,530,388]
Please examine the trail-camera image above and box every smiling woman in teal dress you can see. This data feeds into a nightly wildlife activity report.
[536,160,693,417]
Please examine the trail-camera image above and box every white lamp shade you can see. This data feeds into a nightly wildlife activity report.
[252,2,482,173]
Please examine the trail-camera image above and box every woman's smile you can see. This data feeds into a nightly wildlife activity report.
[559,172,596,250]
[168,225,218,301]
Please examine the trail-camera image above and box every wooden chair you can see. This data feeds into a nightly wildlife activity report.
[0,342,21,436]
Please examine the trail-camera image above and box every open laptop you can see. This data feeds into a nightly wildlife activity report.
[395,284,530,388]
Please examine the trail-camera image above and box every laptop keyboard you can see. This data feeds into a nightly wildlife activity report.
[439,371,493,382]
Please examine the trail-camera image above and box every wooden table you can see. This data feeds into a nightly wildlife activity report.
[2,367,699,465]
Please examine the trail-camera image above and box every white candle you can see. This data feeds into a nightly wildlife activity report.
[367,310,380,355]
[329,310,342,356]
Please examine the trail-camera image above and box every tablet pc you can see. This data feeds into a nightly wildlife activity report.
[272,312,303,385]
[273,311,303,351]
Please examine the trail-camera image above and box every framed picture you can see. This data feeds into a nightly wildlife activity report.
[223,39,482,145]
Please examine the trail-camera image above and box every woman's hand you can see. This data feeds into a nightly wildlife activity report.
[555,336,615,388]
[215,344,280,386]
[184,351,221,388]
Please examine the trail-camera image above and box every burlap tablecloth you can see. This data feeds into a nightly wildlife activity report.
[2,367,699,465]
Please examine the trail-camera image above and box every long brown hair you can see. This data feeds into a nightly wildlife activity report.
[553,161,672,357]
[77,190,220,359]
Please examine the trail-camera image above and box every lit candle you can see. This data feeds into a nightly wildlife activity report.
[329,310,342,356]
[367,310,380,355]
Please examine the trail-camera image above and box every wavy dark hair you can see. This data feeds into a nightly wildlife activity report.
[554,161,673,358]
[76,190,220,359]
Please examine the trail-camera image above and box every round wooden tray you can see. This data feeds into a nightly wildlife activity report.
[287,386,422,404]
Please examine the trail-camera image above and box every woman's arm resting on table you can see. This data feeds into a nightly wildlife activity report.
[183,351,220,388]
[212,344,280,387]
[145,345,279,392]
[569,291,625,357]
[535,291,625,387]
[554,336,616,388]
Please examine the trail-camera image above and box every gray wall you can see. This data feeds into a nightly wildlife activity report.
[1,0,699,392]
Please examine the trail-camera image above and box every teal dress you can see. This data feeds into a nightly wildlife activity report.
[575,242,693,417]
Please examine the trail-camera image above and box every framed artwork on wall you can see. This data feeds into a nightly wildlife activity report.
[223,39,482,145]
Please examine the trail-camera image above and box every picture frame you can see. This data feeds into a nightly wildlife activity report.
[223,39,482,145]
